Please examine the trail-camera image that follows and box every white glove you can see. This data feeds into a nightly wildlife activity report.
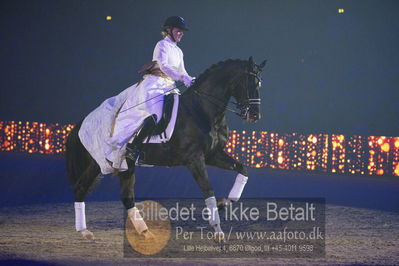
[182,75,194,87]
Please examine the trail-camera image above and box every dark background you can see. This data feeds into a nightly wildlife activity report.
[1,152,399,211]
[1,0,398,136]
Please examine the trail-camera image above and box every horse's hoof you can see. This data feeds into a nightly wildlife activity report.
[217,198,232,210]
[141,229,155,240]
[213,232,225,243]
[80,229,95,240]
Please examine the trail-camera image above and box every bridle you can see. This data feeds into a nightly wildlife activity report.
[193,69,262,119]
[234,70,262,120]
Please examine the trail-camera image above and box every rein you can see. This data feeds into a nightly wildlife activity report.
[119,68,261,117]
[192,89,241,116]
[118,83,186,114]
[193,70,262,118]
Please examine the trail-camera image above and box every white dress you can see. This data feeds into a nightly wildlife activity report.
[78,36,192,174]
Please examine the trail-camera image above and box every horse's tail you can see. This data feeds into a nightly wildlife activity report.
[65,120,89,188]
[65,120,102,202]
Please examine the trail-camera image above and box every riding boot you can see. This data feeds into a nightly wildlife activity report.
[125,115,157,163]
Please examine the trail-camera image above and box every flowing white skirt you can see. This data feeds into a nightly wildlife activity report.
[78,75,176,174]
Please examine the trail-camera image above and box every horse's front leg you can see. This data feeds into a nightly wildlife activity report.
[119,160,154,239]
[187,154,224,241]
[206,149,249,207]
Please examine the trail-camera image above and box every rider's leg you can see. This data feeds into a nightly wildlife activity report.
[125,114,157,162]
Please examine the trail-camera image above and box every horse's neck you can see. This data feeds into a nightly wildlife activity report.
[197,64,242,104]
[182,62,244,129]
[185,78,231,124]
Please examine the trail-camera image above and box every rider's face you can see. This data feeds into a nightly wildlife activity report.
[169,28,184,42]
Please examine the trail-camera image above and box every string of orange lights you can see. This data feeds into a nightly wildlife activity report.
[1,120,398,176]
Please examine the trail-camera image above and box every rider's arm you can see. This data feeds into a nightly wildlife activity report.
[177,50,194,87]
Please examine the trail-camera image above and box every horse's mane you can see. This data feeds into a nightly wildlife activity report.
[189,59,246,90]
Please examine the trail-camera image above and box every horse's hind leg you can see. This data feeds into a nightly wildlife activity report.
[73,159,101,202]
[73,159,101,240]
[206,149,249,206]
[119,160,154,239]
[66,121,101,239]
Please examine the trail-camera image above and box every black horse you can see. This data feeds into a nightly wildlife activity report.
[65,56,266,240]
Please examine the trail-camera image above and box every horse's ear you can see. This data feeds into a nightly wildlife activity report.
[248,56,254,66]
[259,59,267,69]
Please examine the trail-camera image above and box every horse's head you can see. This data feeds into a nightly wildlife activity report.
[231,56,266,122]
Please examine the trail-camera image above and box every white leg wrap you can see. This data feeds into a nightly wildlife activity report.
[128,207,148,235]
[74,202,87,232]
[228,173,248,202]
[205,196,223,237]
[205,197,220,227]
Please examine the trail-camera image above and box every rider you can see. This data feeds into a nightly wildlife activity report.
[123,16,194,163]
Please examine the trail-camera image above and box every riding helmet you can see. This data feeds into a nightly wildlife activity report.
[163,16,189,31]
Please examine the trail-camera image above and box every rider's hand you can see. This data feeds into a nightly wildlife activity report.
[182,75,195,87]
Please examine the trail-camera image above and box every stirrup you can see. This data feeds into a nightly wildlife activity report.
[125,144,141,163]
